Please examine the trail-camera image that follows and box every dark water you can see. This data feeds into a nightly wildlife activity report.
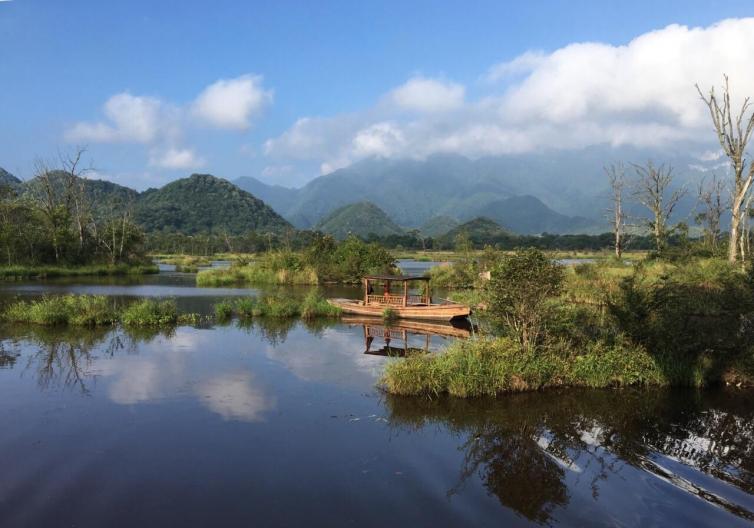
[0,273,752,527]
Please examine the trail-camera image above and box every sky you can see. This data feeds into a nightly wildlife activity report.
[1,0,753,189]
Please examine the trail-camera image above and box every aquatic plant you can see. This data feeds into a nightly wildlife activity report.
[120,299,179,327]
[300,290,341,319]
[2,295,118,326]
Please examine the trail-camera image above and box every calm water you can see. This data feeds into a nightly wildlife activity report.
[0,271,752,527]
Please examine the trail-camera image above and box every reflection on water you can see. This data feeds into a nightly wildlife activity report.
[0,272,752,526]
[386,390,754,525]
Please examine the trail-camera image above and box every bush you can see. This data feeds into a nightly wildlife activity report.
[300,290,341,319]
[214,300,234,320]
[485,249,565,348]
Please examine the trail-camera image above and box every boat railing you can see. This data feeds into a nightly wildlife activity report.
[366,294,430,307]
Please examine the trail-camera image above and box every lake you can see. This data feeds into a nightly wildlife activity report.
[0,270,752,527]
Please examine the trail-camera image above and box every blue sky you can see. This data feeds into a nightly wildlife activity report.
[1,1,753,188]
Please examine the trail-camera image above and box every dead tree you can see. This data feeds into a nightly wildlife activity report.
[696,76,754,262]
[695,174,726,251]
[605,163,627,259]
[632,161,686,252]
[59,147,91,252]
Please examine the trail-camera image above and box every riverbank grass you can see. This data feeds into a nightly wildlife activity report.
[213,291,341,320]
[0,263,159,280]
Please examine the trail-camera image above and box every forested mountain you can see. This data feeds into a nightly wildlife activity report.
[314,201,404,239]
[419,215,460,237]
[475,195,594,234]
[437,217,513,247]
[135,174,290,235]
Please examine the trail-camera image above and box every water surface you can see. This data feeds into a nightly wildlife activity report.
[0,273,752,527]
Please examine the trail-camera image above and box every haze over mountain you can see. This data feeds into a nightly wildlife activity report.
[314,201,404,240]
[235,149,704,235]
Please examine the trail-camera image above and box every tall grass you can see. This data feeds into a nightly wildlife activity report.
[120,299,179,327]
[197,265,318,286]
[212,291,341,320]
[381,337,670,398]
[2,295,118,326]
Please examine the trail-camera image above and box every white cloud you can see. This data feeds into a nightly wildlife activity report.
[196,372,275,422]
[265,18,754,174]
[192,74,272,129]
[387,76,465,113]
[483,50,546,82]
[65,93,167,143]
[149,147,205,170]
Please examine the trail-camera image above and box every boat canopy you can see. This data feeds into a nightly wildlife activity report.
[363,275,429,282]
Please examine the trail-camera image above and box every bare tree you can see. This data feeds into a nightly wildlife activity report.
[696,76,754,262]
[695,174,726,251]
[605,163,627,259]
[59,147,92,253]
[632,161,686,252]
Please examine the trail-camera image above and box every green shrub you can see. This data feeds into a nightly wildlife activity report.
[214,300,234,319]
[121,299,178,327]
[300,290,341,319]
[234,297,257,318]
[2,295,118,326]
[383,308,398,322]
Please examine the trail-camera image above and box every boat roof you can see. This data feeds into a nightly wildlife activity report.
[363,274,430,281]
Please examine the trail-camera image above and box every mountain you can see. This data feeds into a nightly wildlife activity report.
[437,217,514,247]
[235,154,603,234]
[22,170,139,218]
[314,201,404,240]
[420,215,460,238]
[135,174,291,235]
[0,168,21,189]
[475,195,594,234]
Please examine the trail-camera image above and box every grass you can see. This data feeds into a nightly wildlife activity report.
[379,336,752,398]
[0,263,159,280]
[197,264,318,286]
[1,295,199,328]
[212,290,341,320]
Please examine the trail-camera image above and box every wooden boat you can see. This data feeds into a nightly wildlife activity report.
[328,275,470,321]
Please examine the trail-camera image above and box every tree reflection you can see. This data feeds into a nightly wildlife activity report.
[385,388,754,524]
[0,324,170,393]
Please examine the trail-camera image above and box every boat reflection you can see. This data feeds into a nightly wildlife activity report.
[341,316,471,357]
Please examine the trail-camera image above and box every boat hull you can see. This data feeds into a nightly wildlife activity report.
[328,298,470,321]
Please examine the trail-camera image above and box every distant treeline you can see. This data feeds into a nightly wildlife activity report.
[144,228,681,255]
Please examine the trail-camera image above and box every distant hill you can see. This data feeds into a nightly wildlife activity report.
[314,201,404,240]
[22,170,139,218]
[0,168,21,189]
[135,174,291,235]
[475,195,594,235]
[234,154,603,234]
[420,215,460,238]
[437,217,514,247]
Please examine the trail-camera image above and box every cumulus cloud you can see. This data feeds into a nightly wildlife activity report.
[65,74,272,174]
[265,18,754,174]
[196,372,275,422]
[65,93,168,143]
[387,76,465,112]
[192,74,272,129]
[149,147,205,170]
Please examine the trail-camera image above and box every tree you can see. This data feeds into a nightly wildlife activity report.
[485,249,564,349]
[697,76,754,263]
[695,174,726,252]
[631,161,686,252]
[605,163,627,259]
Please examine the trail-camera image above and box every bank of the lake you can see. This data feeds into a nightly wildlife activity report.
[0,263,159,280]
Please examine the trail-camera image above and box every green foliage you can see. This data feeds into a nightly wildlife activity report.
[485,248,565,348]
[382,307,398,322]
[120,299,179,327]
[300,290,341,319]
[0,263,158,280]
[214,300,234,320]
